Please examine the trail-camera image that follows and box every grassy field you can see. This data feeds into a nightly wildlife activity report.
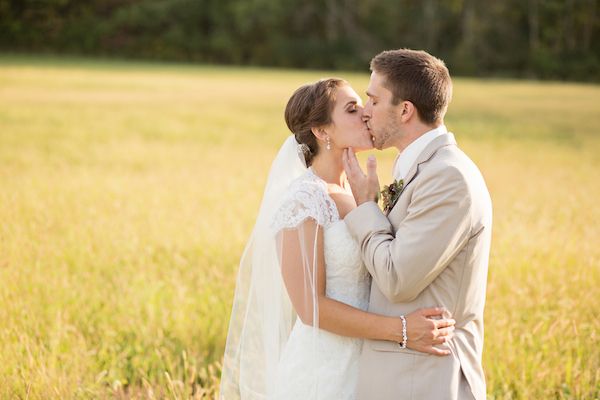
[0,55,598,399]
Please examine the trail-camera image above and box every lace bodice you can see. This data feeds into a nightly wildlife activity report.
[272,168,370,310]
[270,169,370,400]
[272,168,340,231]
[323,220,370,309]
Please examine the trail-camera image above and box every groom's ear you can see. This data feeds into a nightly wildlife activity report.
[399,101,416,123]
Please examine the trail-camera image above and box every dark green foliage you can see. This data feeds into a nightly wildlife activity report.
[0,0,598,81]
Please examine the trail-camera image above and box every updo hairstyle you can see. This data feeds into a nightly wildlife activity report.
[284,78,346,166]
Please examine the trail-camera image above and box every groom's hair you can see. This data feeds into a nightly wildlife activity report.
[370,49,452,125]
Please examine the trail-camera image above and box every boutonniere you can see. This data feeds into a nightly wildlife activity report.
[380,179,404,214]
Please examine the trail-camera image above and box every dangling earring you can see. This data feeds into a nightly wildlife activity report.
[326,137,331,150]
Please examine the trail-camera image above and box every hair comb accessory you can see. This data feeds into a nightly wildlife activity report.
[297,142,310,167]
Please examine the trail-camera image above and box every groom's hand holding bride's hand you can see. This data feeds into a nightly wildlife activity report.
[342,148,380,206]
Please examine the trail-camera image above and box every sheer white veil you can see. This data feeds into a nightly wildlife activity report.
[220,135,322,399]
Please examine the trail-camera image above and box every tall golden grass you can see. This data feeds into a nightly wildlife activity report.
[0,56,598,399]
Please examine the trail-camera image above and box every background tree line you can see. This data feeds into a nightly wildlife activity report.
[0,0,598,81]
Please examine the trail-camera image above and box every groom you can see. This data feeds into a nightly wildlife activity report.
[343,49,492,400]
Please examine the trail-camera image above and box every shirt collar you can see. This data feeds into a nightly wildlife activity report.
[393,125,448,180]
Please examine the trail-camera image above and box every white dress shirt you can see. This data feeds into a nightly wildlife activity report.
[393,125,448,181]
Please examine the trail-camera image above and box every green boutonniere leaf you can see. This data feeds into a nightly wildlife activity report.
[380,179,404,214]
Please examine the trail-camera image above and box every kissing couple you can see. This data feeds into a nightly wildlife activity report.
[220,49,492,400]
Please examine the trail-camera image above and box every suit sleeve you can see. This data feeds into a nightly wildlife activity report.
[345,166,473,303]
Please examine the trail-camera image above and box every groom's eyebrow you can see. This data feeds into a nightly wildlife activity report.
[366,91,376,98]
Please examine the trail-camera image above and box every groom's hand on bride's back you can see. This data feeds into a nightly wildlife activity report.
[406,307,455,356]
[342,148,380,206]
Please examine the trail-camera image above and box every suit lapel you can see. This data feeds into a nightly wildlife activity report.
[399,132,458,194]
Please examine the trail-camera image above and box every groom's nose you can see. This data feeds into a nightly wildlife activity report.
[362,102,372,121]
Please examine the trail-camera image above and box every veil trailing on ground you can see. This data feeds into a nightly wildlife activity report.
[220,135,326,399]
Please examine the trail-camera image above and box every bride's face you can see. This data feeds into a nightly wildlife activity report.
[326,85,373,152]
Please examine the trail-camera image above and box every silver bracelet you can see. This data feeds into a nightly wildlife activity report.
[399,315,407,349]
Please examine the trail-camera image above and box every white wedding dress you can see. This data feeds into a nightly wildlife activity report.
[219,137,371,400]
[269,168,371,400]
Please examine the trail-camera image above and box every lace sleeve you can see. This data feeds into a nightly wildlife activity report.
[271,177,338,231]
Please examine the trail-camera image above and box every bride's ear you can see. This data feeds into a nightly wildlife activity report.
[310,126,328,143]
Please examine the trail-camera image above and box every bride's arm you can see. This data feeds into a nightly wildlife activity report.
[279,218,454,357]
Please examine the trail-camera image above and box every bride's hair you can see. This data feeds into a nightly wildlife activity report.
[284,78,346,166]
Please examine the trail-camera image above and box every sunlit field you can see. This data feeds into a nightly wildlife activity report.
[0,55,598,399]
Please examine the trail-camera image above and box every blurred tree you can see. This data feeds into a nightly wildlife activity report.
[0,0,597,81]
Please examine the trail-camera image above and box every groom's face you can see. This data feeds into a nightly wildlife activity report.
[364,71,402,150]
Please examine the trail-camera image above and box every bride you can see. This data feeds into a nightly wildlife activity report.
[220,78,456,399]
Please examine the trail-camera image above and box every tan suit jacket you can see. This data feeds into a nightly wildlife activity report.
[345,133,492,400]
